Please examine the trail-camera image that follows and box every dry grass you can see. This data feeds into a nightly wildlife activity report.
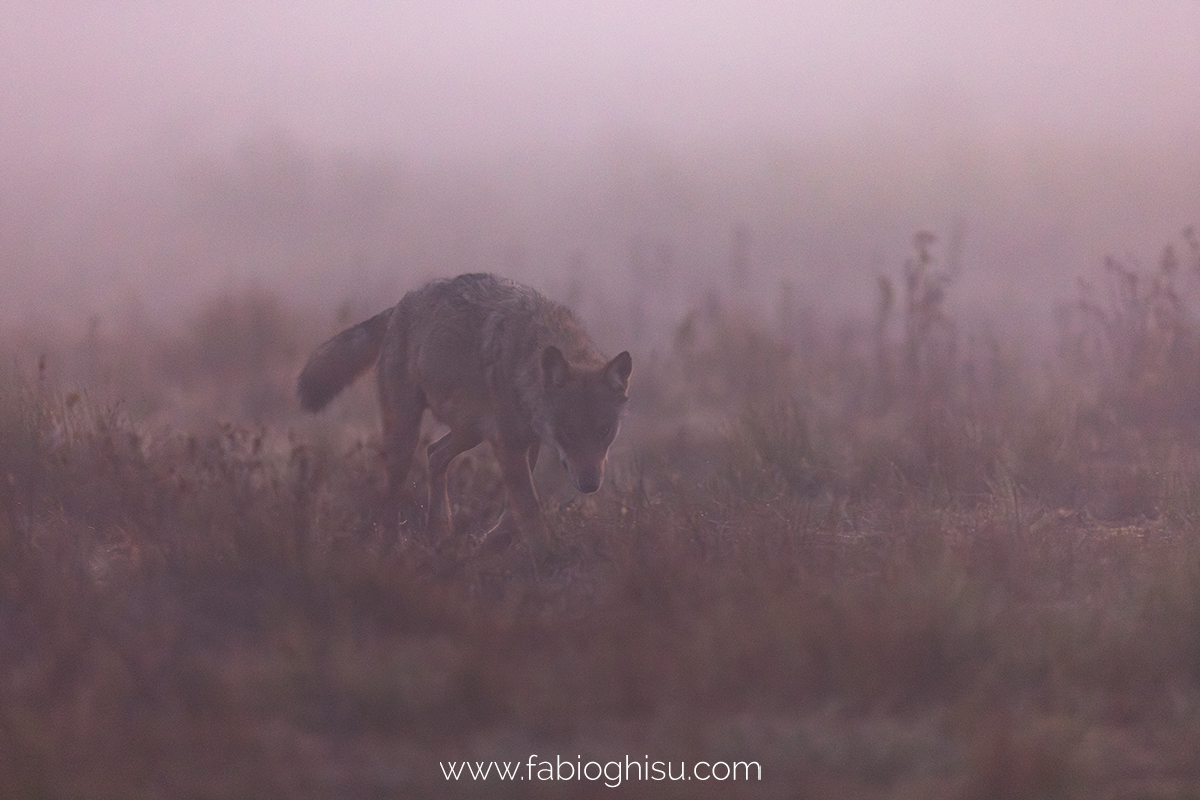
[5,233,1200,797]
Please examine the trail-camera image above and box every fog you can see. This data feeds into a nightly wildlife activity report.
[3,2,1200,339]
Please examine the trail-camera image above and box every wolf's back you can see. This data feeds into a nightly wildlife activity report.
[297,309,393,412]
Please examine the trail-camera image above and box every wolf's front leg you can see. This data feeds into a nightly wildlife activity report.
[479,442,548,552]
[425,428,483,538]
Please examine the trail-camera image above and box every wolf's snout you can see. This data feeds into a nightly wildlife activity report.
[574,460,604,493]
[561,452,604,494]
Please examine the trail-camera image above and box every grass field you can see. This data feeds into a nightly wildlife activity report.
[4,233,1200,798]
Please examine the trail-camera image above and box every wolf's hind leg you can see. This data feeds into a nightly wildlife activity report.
[425,428,483,536]
[377,374,426,537]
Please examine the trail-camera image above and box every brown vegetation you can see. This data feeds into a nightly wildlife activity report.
[4,232,1200,797]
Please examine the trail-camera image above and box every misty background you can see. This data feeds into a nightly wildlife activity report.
[3,1,1199,347]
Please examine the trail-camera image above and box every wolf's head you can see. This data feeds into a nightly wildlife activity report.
[540,346,632,494]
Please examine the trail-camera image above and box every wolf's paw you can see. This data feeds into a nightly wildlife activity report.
[478,512,519,554]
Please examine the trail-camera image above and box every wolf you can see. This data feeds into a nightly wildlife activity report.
[297,273,632,548]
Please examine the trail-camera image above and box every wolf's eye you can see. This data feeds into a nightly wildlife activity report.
[599,423,615,440]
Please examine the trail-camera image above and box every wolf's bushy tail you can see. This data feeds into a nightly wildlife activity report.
[298,309,393,412]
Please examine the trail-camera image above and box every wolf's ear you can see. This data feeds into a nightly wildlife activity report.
[542,345,571,390]
[604,351,632,394]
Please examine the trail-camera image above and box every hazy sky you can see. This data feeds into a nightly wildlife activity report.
[4,1,1200,166]
[3,2,1200,332]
